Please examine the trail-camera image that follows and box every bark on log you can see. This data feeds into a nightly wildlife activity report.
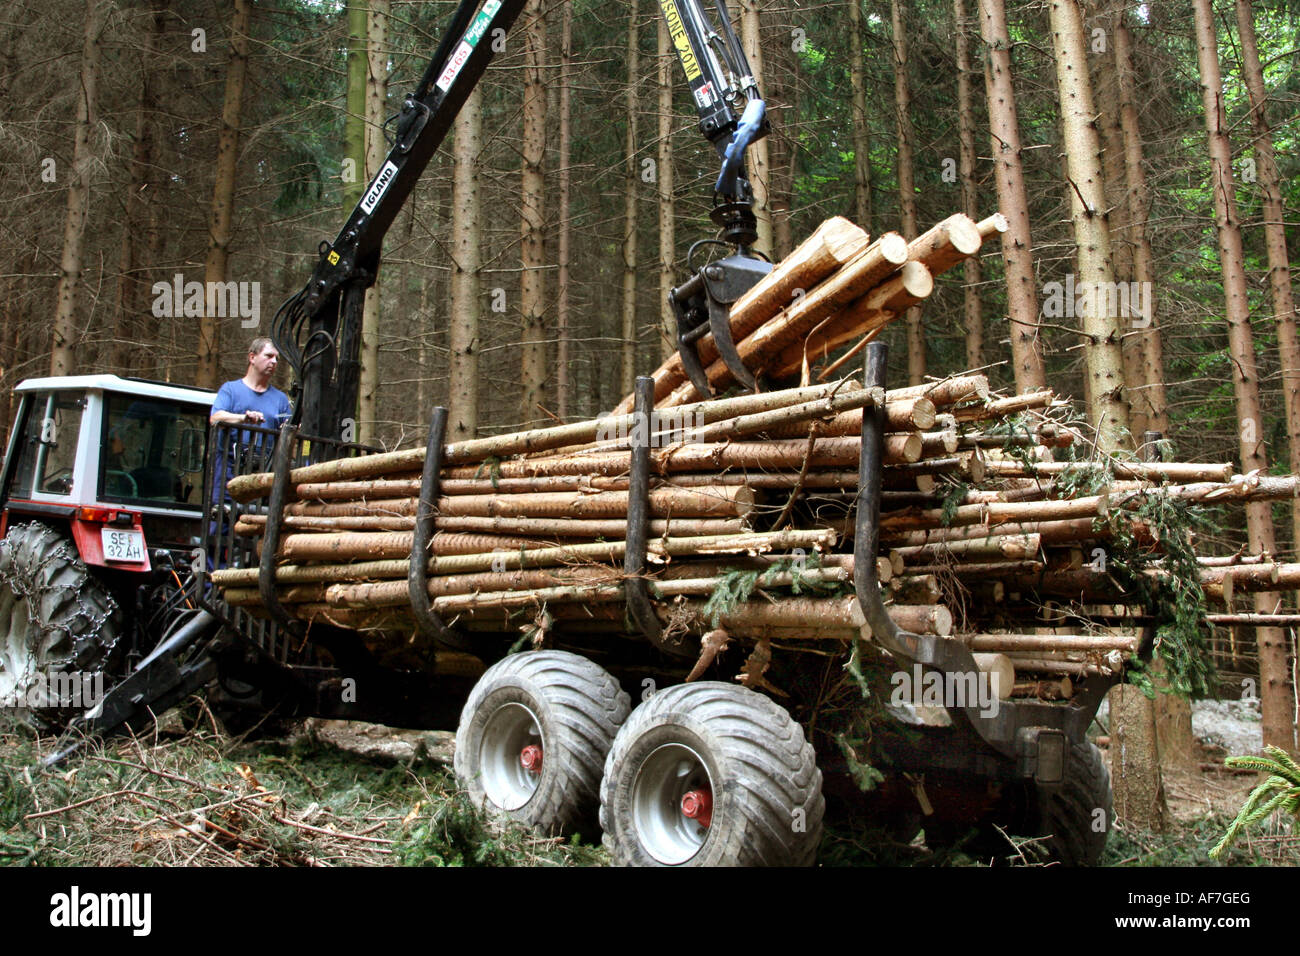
[965,633,1139,653]
[892,533,1041,563]
[212,528,838,588]
[906,213,984,275]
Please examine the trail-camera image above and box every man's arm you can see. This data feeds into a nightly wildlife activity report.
[208,383,264,426]
[210,409,266,425]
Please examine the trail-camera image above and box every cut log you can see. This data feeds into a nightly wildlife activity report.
[972,652,1016,699]
[611,216,872,414]
[906,213,983,276]
[891,533,1041,563]
[964,633,1139,654]
[212,528,838,588]
[976,212,1009,239]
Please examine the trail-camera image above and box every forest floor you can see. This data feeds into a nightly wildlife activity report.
[0,698,1295,867]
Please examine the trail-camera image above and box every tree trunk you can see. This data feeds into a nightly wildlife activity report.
[1048,0,1129,453]
[556,0,573,418]
[343,1,367,211]
[519,0,547,426]
[358,0,389,444]
[890,0,923,385]
[657,17,676,363]
[847,0,871,233]
[977,0,1046,392]
[1089,3,1142,434]
[1234,0,1300,577]
[740,0,771,256]
[765,33,794,260]
[620,0,640,398]
[49,0,103,377]
[196,0,251,389]
[1113,17,1168,435]
[954,0,982,371]
[1193,0,1295,753]
[1109,684,1171,832]
[112,2,163,375]
[449,87,482,441]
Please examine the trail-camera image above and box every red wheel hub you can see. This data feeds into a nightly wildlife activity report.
[520,744,543,774]
[681,788,713,828]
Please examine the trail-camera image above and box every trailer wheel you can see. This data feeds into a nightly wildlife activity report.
[0,523,121,729]
[454,650,630,836]
[1032,739,1111,866]
[600,682,824,866]
[927,740,1111,866]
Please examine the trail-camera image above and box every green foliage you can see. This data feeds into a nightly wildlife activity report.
[700,554,840,627]
[939,481,969,526]
[1210,746,1300,859]
[393,787,599,867]
[1102,488,1217,699]
[835,732,885,793]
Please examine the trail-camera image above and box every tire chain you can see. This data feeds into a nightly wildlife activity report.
[0,526,120,700]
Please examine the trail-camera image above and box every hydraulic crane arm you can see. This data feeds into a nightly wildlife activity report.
[273,0,770,441]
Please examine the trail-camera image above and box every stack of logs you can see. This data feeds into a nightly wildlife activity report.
[211,214,1300,700]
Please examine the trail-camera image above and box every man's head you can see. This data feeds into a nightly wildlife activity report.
[245,337,279,384]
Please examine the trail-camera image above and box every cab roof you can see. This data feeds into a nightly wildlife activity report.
[15,374,215,407]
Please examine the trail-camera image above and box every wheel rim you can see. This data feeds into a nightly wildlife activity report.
[478,702,544,811]
[632,742,714,865]
[0,588,38,706]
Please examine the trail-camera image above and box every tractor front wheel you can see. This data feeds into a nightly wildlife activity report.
[0,523,121,730]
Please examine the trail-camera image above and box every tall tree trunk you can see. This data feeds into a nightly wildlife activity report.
[449,87,482,441]
[657,17,676,363]
[978,0,1046,392]
[343,1,367,211]
[847,0,871,233]
[1049,0,1129,453]
[1089,3,1141,433]
[196,0,250,389]
[519,0,547,425]
[556,0,573,418]
[1052,0,1161,828]
[620,0,640,398]
[1111,14,1188,771]
[740,0,771,256]
[1235,0,1300,574]
[358,0,389,444]
[112,7,160,375]
[954,0,982,371]
[765,32,794,261]
[1194,0,1294,753]
[50,0,103,377]
[1113,17,1167,435]
[890,0,922,385]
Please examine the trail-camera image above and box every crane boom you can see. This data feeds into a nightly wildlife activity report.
[273,0,770,440]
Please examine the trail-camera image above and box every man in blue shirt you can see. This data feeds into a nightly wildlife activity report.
[210,337,292,429]
[209,338,293,512]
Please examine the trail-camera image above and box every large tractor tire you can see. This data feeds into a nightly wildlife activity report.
[600,682,824,866]
[454,650,630,837]
[926,739,1111,866]
[1032,739,1112,866]
[0,523,121,730]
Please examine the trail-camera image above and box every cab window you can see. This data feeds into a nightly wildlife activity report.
[100,394,208,509]
[7,392,84,498]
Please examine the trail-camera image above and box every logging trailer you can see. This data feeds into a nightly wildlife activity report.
[0,0,1122,866]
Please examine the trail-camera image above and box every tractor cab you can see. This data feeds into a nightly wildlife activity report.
[0,376,215,570]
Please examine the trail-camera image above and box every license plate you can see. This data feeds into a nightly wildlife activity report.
[101,528,145,562]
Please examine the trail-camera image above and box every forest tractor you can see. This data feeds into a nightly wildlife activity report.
[0,0,1128,867]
